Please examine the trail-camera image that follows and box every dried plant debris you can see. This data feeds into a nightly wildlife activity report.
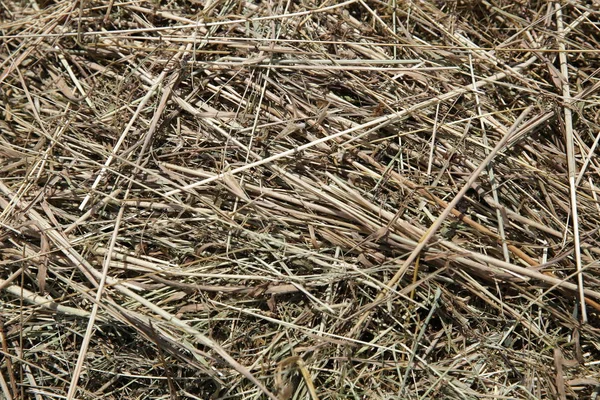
[1,1,600,399]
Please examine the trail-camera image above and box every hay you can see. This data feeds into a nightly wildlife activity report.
[1,1,600,398]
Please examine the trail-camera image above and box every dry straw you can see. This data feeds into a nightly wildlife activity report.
[1,1,600,399]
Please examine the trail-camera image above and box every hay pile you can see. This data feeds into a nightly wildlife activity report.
[1,1,600,398]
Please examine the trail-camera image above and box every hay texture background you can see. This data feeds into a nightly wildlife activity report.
[1,0,600,399]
